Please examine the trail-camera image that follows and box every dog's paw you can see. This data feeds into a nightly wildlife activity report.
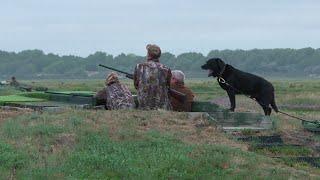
[228,108,235,112]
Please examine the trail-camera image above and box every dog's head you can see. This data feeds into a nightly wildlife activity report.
[201,58,226,77]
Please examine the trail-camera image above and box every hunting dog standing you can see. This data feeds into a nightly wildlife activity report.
[201,58,278,116]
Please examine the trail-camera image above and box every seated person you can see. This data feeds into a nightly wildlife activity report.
[95,72,134,110]
[133,44,172,110]
[170,70,195,112]
[9,76,19,87]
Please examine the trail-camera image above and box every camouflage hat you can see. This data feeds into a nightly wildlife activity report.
[146,44,161,59]
[106,72,119,85]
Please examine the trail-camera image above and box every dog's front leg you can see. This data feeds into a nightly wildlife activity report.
[227,90,236,111]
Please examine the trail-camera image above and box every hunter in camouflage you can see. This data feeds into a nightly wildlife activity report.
[101,72,134,110]
[133,44,172,110]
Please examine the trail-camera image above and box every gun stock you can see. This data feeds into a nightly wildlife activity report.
[125,74,134,79]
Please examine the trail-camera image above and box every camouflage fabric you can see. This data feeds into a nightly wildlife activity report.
[170,82,195,112]
[133,60,172,110]
[106,82,134,110]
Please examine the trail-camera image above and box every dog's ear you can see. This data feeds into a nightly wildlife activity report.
[216,58,226,73]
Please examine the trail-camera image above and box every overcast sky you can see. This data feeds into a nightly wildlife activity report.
[1,0,319,57]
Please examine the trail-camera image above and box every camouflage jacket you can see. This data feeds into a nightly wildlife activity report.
[106,82,134,110]
[133,60,172,110]
[170,82,195,112]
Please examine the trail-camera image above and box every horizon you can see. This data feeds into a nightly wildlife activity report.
[1,47,318,58]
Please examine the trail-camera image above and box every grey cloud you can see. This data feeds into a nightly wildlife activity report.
[1,0,320,56]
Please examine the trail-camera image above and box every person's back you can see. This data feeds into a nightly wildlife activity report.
[170,70,195,112]
[134,44,172,110]
[106,82,134,110]
[105,72,134,110]
[170,84,194,111]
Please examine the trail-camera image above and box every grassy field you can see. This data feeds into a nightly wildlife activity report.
[1,78,320,179]
[1,109,318,179]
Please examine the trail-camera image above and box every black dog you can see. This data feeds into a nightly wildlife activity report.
[201,58,278,116]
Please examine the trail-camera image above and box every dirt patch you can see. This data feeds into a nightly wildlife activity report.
[181,114,247,150]
[84,110,248,150]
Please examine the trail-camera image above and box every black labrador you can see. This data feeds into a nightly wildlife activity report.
[201,58,278,116]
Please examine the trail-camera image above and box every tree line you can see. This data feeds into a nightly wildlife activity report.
[0,48,319,79]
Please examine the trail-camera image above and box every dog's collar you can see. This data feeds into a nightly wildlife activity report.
[218,64,226,76]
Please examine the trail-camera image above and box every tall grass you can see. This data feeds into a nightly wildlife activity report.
[1,79,320,178]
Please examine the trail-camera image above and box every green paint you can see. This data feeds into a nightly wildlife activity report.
[46,91,95,96]
[0,95,45,104]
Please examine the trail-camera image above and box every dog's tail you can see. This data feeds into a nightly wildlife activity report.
[271,93,279,113]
